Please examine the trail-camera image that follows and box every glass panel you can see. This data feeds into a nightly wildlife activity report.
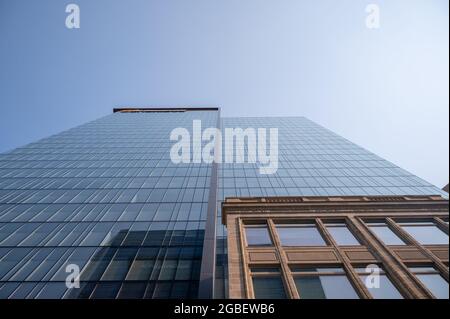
[158,259,177,280]
[401,225,448,245]
[117,282,147,299]
[125,260,154,281]
[277,225,326,246]
[90,282,121,299]
[245,227,272,246]
[360,274,403,299]
[101,260,131,281]
[409,267,449,299]
[153,282,172,299]
[368,224,406,245]
[171,282,190,298]
[294,275,359,299]
[175,260,193,280]
[252,277,286,299]
[35,282,68,299]
[0,283,20,299]
[294,277,325,299]
[326,224,360,245]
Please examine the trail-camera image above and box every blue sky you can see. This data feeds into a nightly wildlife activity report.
[0,0,448,187]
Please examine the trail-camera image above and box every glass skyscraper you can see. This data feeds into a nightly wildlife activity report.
[0,108,446,299]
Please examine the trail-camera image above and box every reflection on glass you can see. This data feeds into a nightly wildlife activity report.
[361,274,403,299]
[409,266,449,299]
[293,267,359,299]
[356,266,403,299]
[245,226,272,246]
[252,277,286,299]
[399,222,448,245]
[276,224,327,246]
[367,223,405,245]
[294,276,359,299]
[326,223,360,245]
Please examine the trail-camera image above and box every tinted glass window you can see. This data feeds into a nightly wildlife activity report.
[294,275,359,299]
[326,223,360,245]
[253,277,286,299]
[277,224,326,246]
[368,223,405,245]
[245,227,272,246]
[409,266,449,299]
[415,274,449,299]
[359,274,403,299]
[400,223,448,245]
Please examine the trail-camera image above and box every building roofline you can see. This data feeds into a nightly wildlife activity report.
[113,107,219,113]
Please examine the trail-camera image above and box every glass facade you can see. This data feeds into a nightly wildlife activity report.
[0,111,447,299]
[0,110,218,299]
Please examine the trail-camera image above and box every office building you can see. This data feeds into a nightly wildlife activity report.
[0,108,447,299]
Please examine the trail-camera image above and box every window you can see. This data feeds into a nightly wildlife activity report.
[367,222,406,245]
[325,223,360,245]
[126,260,154,281]
[409,266,449,299]
[175,259,193,280]
[355,266,403,299]
[252,277,287,299]
[276,224,327,246]
[292,267,359,299]
[245,226,272,246]
[90,282,121,299]
[171,282,190,298]
[398,221,448,245]
[101,248,137,281]
[158,259,177,280]
[153,282,172,299]
[35,282,68,299]
[117,282,147,299]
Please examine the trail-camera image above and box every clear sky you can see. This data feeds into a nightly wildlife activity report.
[0,0,448,187]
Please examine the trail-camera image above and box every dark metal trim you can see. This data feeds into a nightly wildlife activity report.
[113,107,219,113]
